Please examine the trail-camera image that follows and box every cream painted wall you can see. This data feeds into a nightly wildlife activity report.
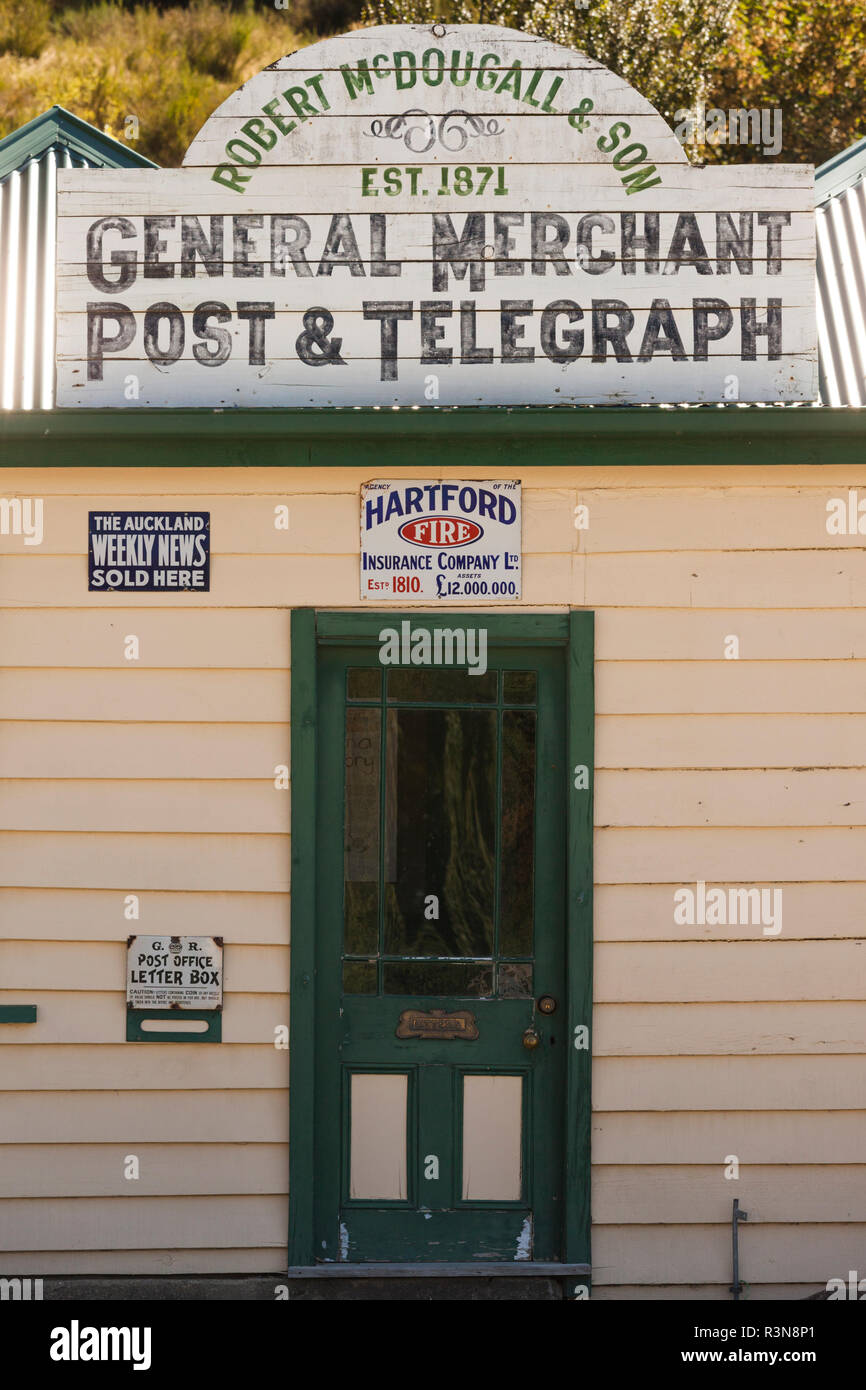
[1,461,865,1295]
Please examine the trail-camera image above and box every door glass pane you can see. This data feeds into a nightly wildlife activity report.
[387,668,497,703]
[383,961,493,996]
[348,667,381,700]
[498,962,533,998]
[384,708,495,959]
[499,710,536,957]
[344,707,380,954]
[503,670,537,705]
[462,1074,523,1201]
[350,1073,407,1200]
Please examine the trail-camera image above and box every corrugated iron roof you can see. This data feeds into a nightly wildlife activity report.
[815,137,866,208]
[0,107,156,411]
[816,142,866,407]
[0,106,863,409]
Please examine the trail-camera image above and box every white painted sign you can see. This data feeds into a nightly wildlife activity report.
[126,935,223,1010]
[361,478,520,600]
[56,24,817,406]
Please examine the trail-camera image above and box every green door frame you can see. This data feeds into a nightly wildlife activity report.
[288,608,594,1275]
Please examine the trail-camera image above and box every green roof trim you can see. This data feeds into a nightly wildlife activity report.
[0,406,863,471]
[0,105,157,181]
[816,136,866,205]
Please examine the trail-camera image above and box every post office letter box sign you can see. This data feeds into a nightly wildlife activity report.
[126,935,223,1010]
[361,478,521,600]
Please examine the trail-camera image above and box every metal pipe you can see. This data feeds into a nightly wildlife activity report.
[731,1197,749,1300]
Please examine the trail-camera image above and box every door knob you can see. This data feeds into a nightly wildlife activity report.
[522,1028,540,1050]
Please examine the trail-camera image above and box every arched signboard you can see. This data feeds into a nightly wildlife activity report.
[56,24,816,406]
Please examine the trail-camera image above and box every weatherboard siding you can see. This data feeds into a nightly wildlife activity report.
[1,461,864,1293]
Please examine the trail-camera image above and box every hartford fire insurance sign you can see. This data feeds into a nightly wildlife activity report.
[361,480,521,600]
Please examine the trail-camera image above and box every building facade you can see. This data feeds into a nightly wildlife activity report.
[1,24,864,1300]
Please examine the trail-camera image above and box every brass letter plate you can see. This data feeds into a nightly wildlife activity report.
[396,1008,479,1040]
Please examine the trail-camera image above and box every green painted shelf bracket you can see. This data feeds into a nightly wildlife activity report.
[0,1005,37,1022]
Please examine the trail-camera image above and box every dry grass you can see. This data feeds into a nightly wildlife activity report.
[0,0,313,165]
[1,0,860,168]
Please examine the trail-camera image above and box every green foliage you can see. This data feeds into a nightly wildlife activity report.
[0,0,863,168]
[709,0,866,165]
[363,0,738,124]
[0,0,300,165]
[363,0,866,163]
[0,0,52,58]
[287,0,366,36]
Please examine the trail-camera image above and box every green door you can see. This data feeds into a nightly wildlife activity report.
[312,628,568,1264]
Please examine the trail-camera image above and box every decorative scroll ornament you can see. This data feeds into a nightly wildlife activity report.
[366,108,502,154]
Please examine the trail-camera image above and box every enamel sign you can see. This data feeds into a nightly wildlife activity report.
[361,479,521,600]
[56,24,817,406]
[88,511,210,591]
[126,935,223,1010]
